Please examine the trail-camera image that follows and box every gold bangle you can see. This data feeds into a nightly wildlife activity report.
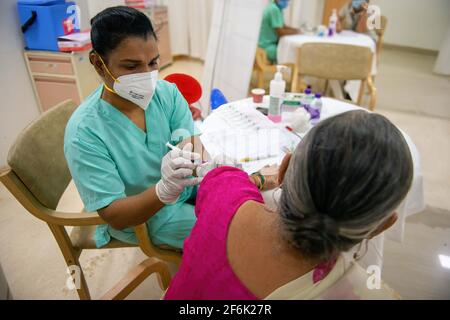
[251,172,265,190]
[259,173,266,189]
[251,174,261,189]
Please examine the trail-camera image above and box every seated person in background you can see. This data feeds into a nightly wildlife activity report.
[337,0,377,42]
[164,110,413,300]
[258,0,299,63]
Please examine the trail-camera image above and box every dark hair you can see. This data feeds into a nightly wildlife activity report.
[279,110,413,261]
[90,6,157,59]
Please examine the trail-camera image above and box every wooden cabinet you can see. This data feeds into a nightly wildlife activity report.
[138,6,173,69]
[24,50,101,113]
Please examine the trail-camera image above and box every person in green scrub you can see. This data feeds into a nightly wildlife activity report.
[64,6,209,249]
[258,0,299,63]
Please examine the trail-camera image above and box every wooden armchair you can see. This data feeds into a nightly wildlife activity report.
[292,43,377,110]
[0,99,180,300]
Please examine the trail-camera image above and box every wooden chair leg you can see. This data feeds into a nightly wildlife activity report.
[257,69,265,89]
[47,223,91,300]
[357,80,367,107]
[156,265,171,291]
[324,80,329,96]
[291,67,299,93]
[367,76,377,111]
[100,258,171,300]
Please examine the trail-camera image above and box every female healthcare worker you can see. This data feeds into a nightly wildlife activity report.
[64,6,207,249]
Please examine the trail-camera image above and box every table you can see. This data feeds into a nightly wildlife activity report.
[200,96,425,270]
[277,30,377,102]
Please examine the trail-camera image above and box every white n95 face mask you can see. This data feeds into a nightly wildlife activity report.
[111,70,158,110]
[98,53,158,110]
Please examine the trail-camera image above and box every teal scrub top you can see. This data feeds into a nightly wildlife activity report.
[64,80,199,248]
[258,0,285,61]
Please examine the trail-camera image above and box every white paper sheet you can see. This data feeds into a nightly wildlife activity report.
[200,103,301,173]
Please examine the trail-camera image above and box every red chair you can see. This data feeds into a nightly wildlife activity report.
[164,73,203,120]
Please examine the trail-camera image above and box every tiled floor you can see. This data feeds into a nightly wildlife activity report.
[376,48,450,119]
[0,49,449,299]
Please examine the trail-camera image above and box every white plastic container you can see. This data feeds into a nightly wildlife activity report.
[268,65,286,123]
[310,93,323,125]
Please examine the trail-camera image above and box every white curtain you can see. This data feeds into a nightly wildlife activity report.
[161,0,213,60]
[201,0,267,114]
[187,0,214,59]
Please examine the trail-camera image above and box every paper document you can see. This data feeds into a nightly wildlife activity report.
[201,104,301,173]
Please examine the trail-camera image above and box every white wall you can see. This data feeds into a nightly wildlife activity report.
[83,0,125,21]
[0,0,40,167]
[371,0,450,51]
[201,0,266,111]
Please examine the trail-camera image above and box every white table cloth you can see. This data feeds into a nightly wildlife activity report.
[200,96,425,270]
[277,30,377,102]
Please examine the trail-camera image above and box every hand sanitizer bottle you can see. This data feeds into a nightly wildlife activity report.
[328,9,338,37]
[310,93,323,125]
[268,65,286,123]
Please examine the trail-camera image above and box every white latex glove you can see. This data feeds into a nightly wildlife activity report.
[196,154,243,178]
[156,143,202,204]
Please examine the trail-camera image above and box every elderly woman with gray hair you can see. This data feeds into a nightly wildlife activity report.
[336,0,378,42]
[164,110,413,300]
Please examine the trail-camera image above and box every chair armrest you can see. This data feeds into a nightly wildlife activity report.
[42,208,106,226]
[0,167,105,226]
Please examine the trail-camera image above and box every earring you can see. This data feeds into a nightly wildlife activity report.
[353,239,369,261]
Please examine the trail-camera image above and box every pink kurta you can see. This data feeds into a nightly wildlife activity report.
[164,166,262,300]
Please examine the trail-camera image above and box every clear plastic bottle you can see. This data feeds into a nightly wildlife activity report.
[328,9,338,37]
[268,65,286,123]
[302,88,314,112]
[310,93,323,125]
[314,93,323,113]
